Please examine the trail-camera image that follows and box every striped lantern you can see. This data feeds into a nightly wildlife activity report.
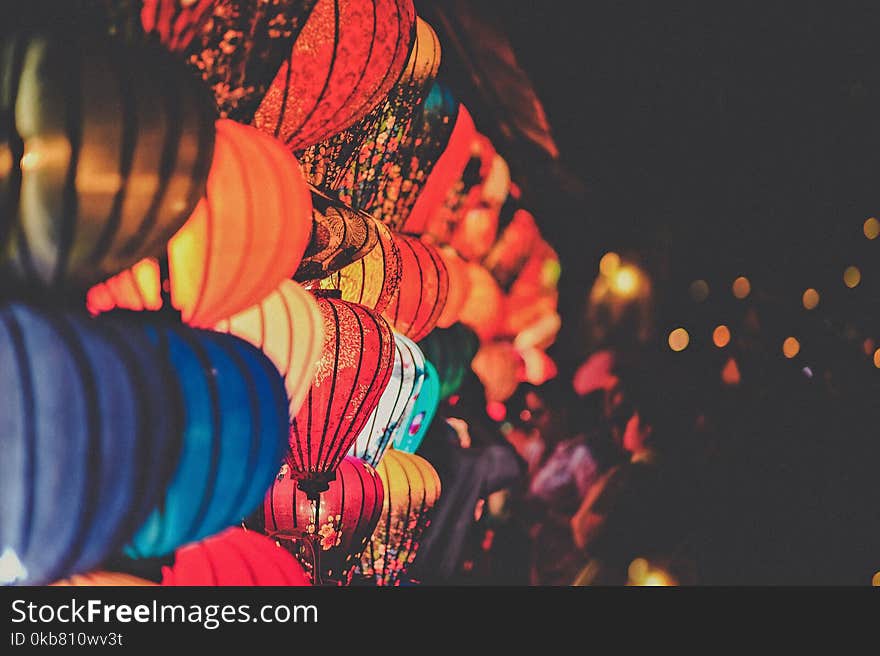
[258,456,384,585]
[287,296,395,496]
[125,321,289,558]
[417,323,480,400]
[161,528,310,586]
[0,304,182,585]
[392,360,440,454]
[359,449,441,586]
[52,571,156,586]
[0,29,216,292]
[254,0,416,151]
[382,234,448,342]
[349,333,426,467]
[315,219,401,313]
[297,16,441,214]
[295,189,379,282]
[87,119,313,328]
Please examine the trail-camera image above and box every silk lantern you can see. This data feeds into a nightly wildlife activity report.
[417,323,480,400]
[161,528,310,586]
[471,341,524,403]
[259,457,384,585]
[359,449,441,586]
[382,234,449,342]
[349,333,426,467]
[254,0,416,151]
[87,119,313,328]
[392,360,440,454]
[482,207,540,289]
[126,322,289,558]
[458,262,504,342]
[52,571,156,586]
[288,296,395,497]
[214,280,324,419]
[504,240,561,337]
[298,16,441,213]
[435,246,471,329]
[0,304,182,585]
[315,218,401,313]
[0,29,215,291]
[295,188,380,282]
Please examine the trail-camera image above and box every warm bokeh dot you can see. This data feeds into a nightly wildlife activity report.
[874,348,880,369]
[783,337,800,359]
[599,251,621,276]
[864,217,880,240]
[802,288,819,310]
[843,266,861,289]
[712,325,731,348]
[689,279,709,302]
[668,327,689,352]
[732,276,751,299]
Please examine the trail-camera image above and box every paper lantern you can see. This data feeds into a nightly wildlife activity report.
[258,457,383,584]
[288,296,395,495]
[126,322,288,558]
[298,16,441,213]
[295,189,379,282]
[315,219,401,313]
[0,304,182,585]
[382,234,449,342]
[504,240,561,337]
[87,119,312,328]
[435,246,471,329]
[0,29,216,291]
[360,450,441,586]
[417,323,480,400]
[458,262,504,342]
[482,208,540,289]
[161,528,310,586]
[52,571,156,586]
[471,341,524,403]
[393,361,440,454]
[254,0,416,151]
[214,280,324,418]
[349,333,426,467]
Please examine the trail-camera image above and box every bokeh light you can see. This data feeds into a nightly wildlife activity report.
[802,288,820,310]
[599,251,621,276]
[864,217,879,240]
[732,276,751,299]
[783,337,800,359]
[610,266,639,297]
[874,348,880,369]
[668,327,689,352]
[713,325,731,348]
[843,266,861,289]
[721,357,741,386]
[689,279,709,302]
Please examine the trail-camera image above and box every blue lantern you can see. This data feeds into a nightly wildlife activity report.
[393,360,440,454]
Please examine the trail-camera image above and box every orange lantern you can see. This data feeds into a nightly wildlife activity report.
[503,240,561,337]
[360,449,441,586]
[315,220,402,313]
[471,341,524,403]
[435,246,472,329]
[483,207,540,288]
[52,572,156,586]
[447,151,509,262]
[214,280,324,418]
[382,234,449,342]
[88,119,312,327]
[254,0,416,151]
[457,262,504,342]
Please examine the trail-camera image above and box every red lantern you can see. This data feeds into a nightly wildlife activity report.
[254,0,416,151]
[259,457,384,585]
[88,119,313,328]
[161,528,310,586]
[482,207,540,288]
[140,0,215,52]
[382,234,449,342]
[288,296,395,496]
[52,572,156,586]
[435,246,471,329]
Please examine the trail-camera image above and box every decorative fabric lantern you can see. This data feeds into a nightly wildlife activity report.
[254,0,416,151]
[417,323,480,400]
[392,361,440,454]
[214,280,324,419]
[0,304,182,585]
[482,207,540,289]
[458,262,504,342]
[0,29,216,292]
[258,457,383,585]
[175,0,319,121]
[87,119,312,328]
[298,16,441,213]
[435,246,471,329]
[359,449,441,586]
[447,148,509,262]
[349,333,426,467]
[295,189,379,282]
[504,240,561,337]
[52,571,156,586]
[126,322,288,558]
[315,219,401,313]
[288,296,395,496]
[140,0,215,52]
[471,341,524,403]
[382,234,449,342]
[161,528,310,586]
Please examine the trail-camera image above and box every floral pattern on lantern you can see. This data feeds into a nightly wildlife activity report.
[140,0,216,52]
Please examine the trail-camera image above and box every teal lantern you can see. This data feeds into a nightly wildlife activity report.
[392,360,440,454]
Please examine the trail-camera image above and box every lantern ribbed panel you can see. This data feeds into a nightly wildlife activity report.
[161,528,310,586]
[359,449,440,586]
[392,360,440,454]
[87,119,313,328]
[0,30,216,291]
[297,17,441,213]
[52,571,156,586]
[287,297,395,486]
[435,246,471,329]
[382,234,448,342]
[317,219,401,313]
[215,280,324,419]
[0,304,182,585]
[126,323,288,558]
[417,323,480,400]
[254,0,416,151]
[349,333,426,467]
[260,456,383,584]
